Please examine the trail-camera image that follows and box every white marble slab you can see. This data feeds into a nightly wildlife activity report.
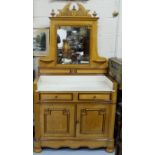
[37,75,113,92]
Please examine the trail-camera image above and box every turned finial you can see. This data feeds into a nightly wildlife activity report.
[51,9,55,17]
[93,11,97,17]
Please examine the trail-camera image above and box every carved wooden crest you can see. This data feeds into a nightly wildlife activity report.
[52,3,95,17]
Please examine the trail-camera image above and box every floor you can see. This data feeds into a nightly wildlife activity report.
[33,148,115,155]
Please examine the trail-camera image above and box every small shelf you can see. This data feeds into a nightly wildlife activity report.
[93,58,107,63]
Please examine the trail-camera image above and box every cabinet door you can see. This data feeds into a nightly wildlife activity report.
[40,103,75,137]
[77,103,109,138]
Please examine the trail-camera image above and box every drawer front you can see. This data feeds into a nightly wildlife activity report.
[78,93,111,101]
[40,93,73,101]
[39,69,70,74]
[77,69,107,74]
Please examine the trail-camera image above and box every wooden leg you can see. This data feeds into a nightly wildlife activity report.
[33,147,42,153]
[106,146,114,153]
[34,141,42,153]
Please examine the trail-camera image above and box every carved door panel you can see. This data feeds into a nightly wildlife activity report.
[76,103,109,138]
[40,103,75,137]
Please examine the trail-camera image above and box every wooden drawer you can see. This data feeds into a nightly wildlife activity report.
[77,69,106,74]
[40,93,73,101]
[39,69,70,74]
[78,93,111,101]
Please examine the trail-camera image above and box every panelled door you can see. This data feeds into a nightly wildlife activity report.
[76,103,109,138]
[40,103,75,137]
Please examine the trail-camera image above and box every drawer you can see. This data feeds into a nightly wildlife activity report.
[77,69,106,74]
[40,93,73,101]
[78,93,111,101]
[39,69,70,74]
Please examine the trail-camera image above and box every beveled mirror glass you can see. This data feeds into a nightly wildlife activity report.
[57,26,90,64]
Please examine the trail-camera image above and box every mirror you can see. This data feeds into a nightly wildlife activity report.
[57,26,90,64]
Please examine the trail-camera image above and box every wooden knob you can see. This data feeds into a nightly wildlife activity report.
[93,96,96,99]
[55,96,58,99]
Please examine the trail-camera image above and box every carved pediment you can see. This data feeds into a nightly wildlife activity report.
[51,3,96,17]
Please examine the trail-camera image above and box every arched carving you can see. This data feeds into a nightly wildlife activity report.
[52,3,92,17]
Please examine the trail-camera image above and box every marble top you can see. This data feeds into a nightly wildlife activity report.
[37,75,113,92]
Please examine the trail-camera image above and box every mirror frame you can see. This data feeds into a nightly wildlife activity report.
[39,3,108,75]
[56,25,91,65]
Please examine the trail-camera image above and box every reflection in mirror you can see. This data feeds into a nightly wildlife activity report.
[57,26,90,64]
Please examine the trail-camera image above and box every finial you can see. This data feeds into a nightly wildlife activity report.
[92,11,97,17]
[51,9,55,17]
[112,11,119,17]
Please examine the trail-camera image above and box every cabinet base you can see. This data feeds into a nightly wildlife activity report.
[34,139,114,153]
[39,138,114,149]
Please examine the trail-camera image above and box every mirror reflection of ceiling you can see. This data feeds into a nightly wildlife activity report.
[57,26,90,65]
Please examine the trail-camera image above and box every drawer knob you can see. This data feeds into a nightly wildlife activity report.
[93,96,96,99]
[55,96,58,99]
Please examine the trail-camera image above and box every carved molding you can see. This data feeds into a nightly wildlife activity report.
[52,3,93,17]
[40,139,113,149]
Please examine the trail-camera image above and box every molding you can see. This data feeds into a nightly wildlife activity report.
[52,3,92,17]
[40,139,114,150]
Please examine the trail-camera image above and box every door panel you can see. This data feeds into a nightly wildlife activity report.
[40,103,75,137]
[77,103,109,138]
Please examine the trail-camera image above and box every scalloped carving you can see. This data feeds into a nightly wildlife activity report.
[56,3,92,17]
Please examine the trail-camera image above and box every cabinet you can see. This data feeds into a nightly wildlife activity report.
[40,103,110,139]
[34,85,117,153]
[33,3,117,153]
